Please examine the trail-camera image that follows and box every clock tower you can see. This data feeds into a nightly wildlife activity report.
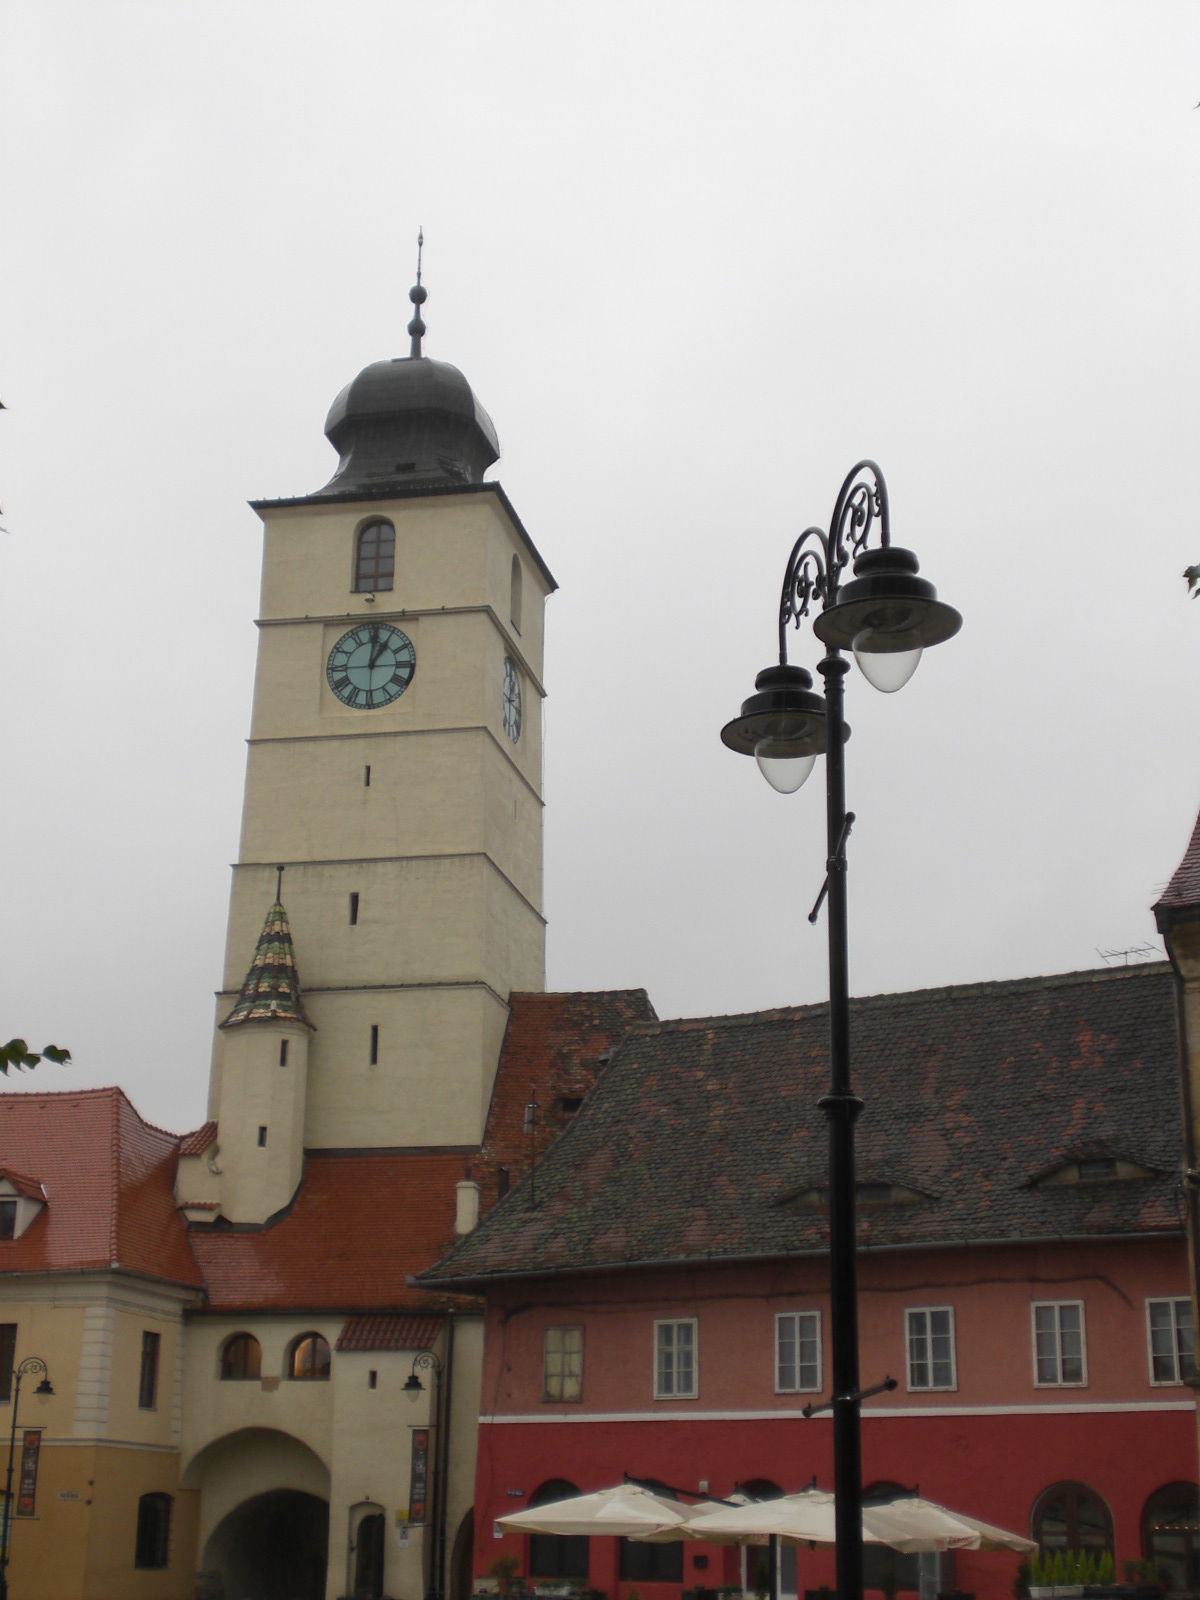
[205,282,555,1219]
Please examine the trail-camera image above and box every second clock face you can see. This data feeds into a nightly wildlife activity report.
[327,624,416,709]
[502,657,522,742]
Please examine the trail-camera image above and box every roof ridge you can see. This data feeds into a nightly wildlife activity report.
[639,963,1170,1036]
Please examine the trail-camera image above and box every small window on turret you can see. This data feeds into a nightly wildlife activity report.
[278,1039,289,1067]
[354,519,396,593]
[257,1126,267,1147]
[349,893,360,926]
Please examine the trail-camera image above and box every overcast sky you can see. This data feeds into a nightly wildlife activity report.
[4,1,1199,1133]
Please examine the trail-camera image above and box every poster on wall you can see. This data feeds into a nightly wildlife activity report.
[408,1428,430,1524]
[17,1430,42,1516]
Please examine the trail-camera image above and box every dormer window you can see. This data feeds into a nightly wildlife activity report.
[1033,1155,1153,1187]
[780,1180,927,1210]
[0,1172,47,1238]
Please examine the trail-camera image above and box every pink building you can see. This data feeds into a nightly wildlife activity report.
[423,964,1197,1600]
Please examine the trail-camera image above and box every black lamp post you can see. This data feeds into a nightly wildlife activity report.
[404,1351,447,1600]
[0,1356,54,1600]
[721,461,960,1600]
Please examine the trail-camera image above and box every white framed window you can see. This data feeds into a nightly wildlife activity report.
[776,1310,821,1393]
[543,1326,583,1401]
[906,1306,956,1390]
[1147,1298,1196,1385]
[654,1319,697,1398]
[1032,1300,1087,1386]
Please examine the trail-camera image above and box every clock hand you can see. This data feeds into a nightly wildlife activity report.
[367,627,386,669]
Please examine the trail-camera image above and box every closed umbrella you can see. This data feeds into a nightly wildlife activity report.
[862,1497,1036,1554]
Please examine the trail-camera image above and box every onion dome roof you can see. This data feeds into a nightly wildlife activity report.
[315,273,499,496]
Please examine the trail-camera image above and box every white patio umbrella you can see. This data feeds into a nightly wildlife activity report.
[497,1483,701,1540]
[862,1497,1036,1554]
[679,1489,884,1547]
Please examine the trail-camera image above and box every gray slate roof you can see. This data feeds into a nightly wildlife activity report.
[420,964,1183,1288]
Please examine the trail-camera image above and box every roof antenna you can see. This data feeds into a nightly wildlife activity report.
[275,864,285,903]
[408,226,427,358]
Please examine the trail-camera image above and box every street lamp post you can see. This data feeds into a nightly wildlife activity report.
[721,461,960,1600]
[404,1350,447,1600]
[0,1356,54,1600]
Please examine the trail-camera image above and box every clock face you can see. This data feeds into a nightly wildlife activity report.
[502,657,522,743]
[326,624,416,709]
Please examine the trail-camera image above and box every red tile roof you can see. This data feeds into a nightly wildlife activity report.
[0,1168,45,1200]
[337,1314,444,1352]
[0,1088,202,1286]
[474,990,656,1212]
[179,1121,217,1157]
[1155,805,1200,920]
[190,1151,472,1313]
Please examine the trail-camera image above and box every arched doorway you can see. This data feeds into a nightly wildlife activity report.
[739,1479,793,1600]
[1143,1482,1200,1593]
[451,1507,475,1600]
[204,1488,329,1600]
[1031,1482,1113,1556]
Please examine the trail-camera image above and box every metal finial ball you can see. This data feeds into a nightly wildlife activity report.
[409,284,428,305]
[407,315,426,339]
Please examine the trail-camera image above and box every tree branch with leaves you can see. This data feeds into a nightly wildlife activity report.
[1,1040,70,1074]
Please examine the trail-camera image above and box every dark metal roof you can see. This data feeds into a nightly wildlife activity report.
[316,355,499,496]
[420,964,1184,1289]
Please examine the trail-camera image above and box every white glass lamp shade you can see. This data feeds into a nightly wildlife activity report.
[754,737,818,794]
[852,634,922,693]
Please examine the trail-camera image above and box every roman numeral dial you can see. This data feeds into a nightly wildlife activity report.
[326,624,416,708]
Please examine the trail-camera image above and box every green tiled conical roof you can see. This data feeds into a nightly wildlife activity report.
[220,901,315,1030]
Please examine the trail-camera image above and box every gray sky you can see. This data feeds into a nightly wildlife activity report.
[4,0,1199,1133]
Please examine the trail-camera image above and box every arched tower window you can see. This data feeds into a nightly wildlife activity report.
[510,555,523,632]
[287,1331,331,1380]
[354,519,396,593]
[219,1332,262,1381]
[1032,1482,1113,1555]
[1143,1482,1200,1592]
[134,1492,172,1568]
[528,1479,588,1580]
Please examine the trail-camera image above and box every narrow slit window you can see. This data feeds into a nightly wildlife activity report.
[257,1126,267,1148]
[349,892,360,925]
[369,1025,379,1065]
[364,765,371,787]
[278,1039,289,1066]
[510,554,523,632]
[368,1370,378,1389]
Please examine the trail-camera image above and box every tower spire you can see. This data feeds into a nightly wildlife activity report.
[408,226,427,358]
[220,889,315,1030]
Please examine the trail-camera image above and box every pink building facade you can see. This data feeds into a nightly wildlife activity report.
[424,965,1199,1600]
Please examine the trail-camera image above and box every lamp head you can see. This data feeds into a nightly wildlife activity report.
[812,546,961,692]
[403,1373,424,1393]
[34,1378,53,1397]
[721,664,830,794]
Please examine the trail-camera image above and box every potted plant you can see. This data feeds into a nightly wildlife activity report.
[489,1555,522,1598]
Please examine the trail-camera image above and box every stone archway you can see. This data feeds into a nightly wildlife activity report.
[203,1487,329,1600]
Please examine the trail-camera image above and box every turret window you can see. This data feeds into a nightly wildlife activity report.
[354,519,396,593]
